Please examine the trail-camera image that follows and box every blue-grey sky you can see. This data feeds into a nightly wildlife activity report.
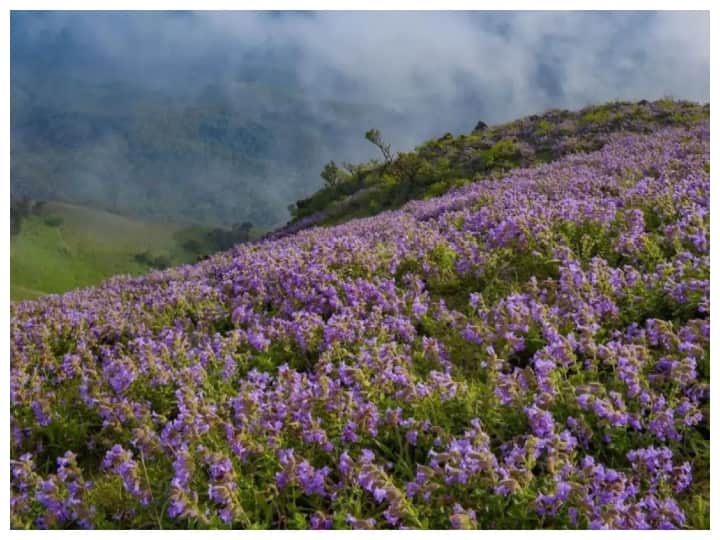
[12,10,709,128]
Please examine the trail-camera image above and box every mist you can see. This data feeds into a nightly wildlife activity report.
[10,10,710,227]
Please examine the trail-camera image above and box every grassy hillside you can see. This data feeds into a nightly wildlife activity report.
[287,99,708,232]
[10,201,214,300]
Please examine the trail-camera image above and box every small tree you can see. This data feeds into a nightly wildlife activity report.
[365,128,393,163]
[321,160,342,187]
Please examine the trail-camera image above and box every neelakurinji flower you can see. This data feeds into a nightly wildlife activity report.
[10,118,709,529]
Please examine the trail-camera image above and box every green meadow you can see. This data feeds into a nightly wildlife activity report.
[10,201,212,301]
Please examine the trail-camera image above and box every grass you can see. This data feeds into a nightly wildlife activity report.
[10,201,212,301]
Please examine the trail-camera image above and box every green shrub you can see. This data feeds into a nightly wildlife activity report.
[44,215,63,228]
[476,139,521,171]
[535,119,553,136]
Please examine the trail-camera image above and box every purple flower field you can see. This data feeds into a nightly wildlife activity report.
[11,122,709,529]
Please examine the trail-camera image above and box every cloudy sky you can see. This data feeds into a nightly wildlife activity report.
[12,10,709,127]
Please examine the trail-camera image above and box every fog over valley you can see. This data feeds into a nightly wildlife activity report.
[11,11,709,228]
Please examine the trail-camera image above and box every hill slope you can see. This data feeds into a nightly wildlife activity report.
[285,99,708,233]
[11,118,709,529]
[10,201,213,300]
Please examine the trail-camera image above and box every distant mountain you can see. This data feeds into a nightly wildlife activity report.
[11,72,410,228]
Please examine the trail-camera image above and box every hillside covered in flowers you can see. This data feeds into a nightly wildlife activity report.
[286,99,708,231]
[11,105,710,529]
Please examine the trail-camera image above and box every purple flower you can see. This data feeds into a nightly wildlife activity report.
[525,404,555,439]
[406,430,418,446]
[247,330,270,351]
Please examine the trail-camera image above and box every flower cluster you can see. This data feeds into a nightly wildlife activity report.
[11,121,709,529]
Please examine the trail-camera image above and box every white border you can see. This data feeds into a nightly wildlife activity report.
[2,2,716,537]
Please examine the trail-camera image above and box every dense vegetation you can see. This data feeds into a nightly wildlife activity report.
[11,102,709,529]
[288,99,708,230]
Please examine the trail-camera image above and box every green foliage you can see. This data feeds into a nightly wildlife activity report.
[43,215,64,228]
[475,139,521,171]
[535,119,553,135]
[581,108,613,125]
[425,180,451,198]
[657,97,676,110]
[133,251,171,270]
[320,161,346,187]
[289,100,708,229]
